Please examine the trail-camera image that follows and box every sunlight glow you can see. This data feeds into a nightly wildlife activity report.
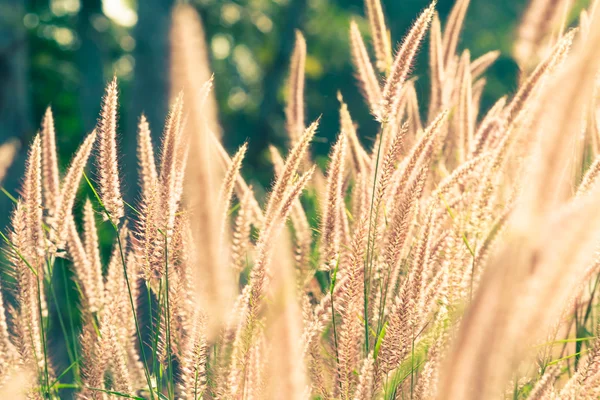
[102,0,138,27]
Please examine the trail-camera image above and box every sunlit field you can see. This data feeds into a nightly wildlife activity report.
[1,0,600,399]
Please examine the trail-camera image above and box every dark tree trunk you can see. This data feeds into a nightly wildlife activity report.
[0,0,31,225]
[124,0,175,203]
[76,0,105,132]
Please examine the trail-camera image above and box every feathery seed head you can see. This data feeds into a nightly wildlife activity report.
[54,131,97,250]
[442,0,471,68]
[286,31,307,146]
[40,107,60,213]
[349,21,383,116]
[365,0,393,72]
[22,135,45,260]
[378,2,436,123]
[96,77,124,222]
[319,132,347,270]
[264,118,319,230]
[137,113,157,199]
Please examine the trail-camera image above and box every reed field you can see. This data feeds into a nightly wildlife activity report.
[2,0,600,398]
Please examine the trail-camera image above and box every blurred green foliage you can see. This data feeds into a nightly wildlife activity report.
[4,0,528,196]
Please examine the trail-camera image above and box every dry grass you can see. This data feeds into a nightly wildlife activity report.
[2,0,600,399]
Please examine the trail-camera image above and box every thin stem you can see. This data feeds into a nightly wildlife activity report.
[410,327,415,400]
[146,280,153,367]
[0,230,38,277]
[60,258,80,381]
[364,121,387,354]
[82,172,155,399]
[44,256,77,372]
[114,227,155,398]
[583,272,600,325]
[45,254,79,373]
[329,268,342,394]
[377,267,392,338]
[165,232,175,398]
[49,361,79,390]
[36,275,50,398]
[46,263,75,366]
[153,278,164,395]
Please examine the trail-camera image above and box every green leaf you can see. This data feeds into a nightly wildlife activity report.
[49,360,79,389]
[84,387,146,399]
[374,321,388,360]
[329,256,340,293]
[1,186,18,203]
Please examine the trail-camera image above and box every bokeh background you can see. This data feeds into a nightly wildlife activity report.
[0,0,529,218]
[0,1,587,396]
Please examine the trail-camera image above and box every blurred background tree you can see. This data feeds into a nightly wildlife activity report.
[0,0,529,217]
